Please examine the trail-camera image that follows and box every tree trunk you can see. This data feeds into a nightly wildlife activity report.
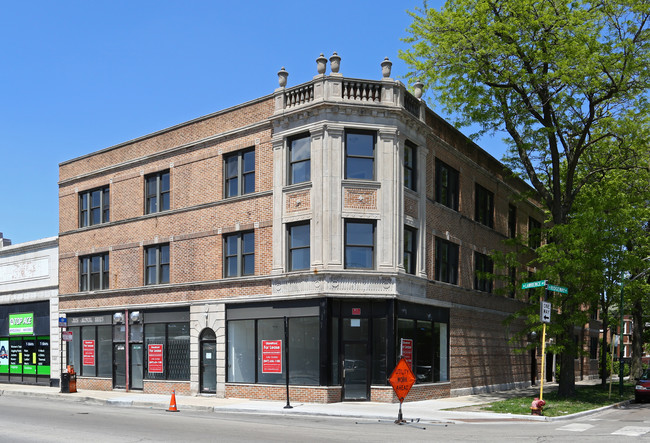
[557,348,577,398]
[630,298,645,380]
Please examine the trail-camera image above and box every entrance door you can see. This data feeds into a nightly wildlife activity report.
[130,344,144,390]
[200,341,217,393]
[113,343,126,388]
[342,342,369,400]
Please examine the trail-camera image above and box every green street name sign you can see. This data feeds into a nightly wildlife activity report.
[522,280,546,289]
[547,284,568,294]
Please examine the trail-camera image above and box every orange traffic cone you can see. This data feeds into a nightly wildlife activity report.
[167,389,179,412]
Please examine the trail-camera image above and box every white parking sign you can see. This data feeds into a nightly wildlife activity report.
[541,302,552,323]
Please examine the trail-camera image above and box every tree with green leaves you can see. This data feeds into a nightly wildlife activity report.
[401,0,650,397]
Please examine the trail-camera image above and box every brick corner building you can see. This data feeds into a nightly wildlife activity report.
[58,55,595,402]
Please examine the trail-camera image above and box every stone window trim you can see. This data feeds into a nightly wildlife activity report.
[344,129,376,181]
[287,133,311,185]
[344,219,376,270]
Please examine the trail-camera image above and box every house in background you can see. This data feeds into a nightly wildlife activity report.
[57,55,585,402]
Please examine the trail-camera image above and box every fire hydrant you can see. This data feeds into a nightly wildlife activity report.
[530,398,546,416]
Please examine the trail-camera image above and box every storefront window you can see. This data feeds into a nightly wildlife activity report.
[167,323,190,380]
[82,327,96,376]
[68,325,112,378]
[372,317,387,384]
[227,320,255,383]
[435,323,449,382]
[288,317,319,385]
[97,326,112,377]
[416,321,433,383]
[257,319,284,384]
[144,324,165,381]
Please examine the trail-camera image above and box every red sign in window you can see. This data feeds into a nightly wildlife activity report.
[352,308,361,316]
[400,338,413,369]
[83,340,95,366]
[148,344,163,374]
[262,340,282,373]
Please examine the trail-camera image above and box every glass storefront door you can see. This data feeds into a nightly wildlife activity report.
[200,341,217,393]
[342,316,370,401]
[113,343,126,388]
[130,344,143,390]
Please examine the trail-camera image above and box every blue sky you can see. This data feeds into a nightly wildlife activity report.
[0,1,507,245]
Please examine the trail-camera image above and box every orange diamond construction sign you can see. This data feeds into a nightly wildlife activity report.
[389,357,416,403]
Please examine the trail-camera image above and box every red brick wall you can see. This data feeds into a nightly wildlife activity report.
[226,384,341,404]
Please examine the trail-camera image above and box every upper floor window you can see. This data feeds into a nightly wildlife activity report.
[404,226,417,275]
[79,253,109,292]
[345,220,375,269]
[224,148,255,198]
[345,130,375,180]
[528,217,542,249]
[224,231,254,277]
[288,222,310,271]
[435,237,458,284]
[145,244,170,285]
[404,141,416,191]
[289,134,311,185]
[435,160,459,210]
[145,170,170,214]
[475,184,494,228]
[474,252,493,293]
[508,204,517,238]
[79,187,110,227]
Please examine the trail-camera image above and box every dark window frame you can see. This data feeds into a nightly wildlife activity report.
[344,220,376,269]
[528,217,542,249]
[475,183,494,228]
[403,226,417,275]
[435,159,459,210]
[288,133,311,185]
[345,129,376,180]
[145,244,170,285]
[404,141,417,191]
[474,252,494,293]
[224,148,255,198]
[288,221,310,271]
[79,252,110,292]
[79,186,110,227]
[435,237,459,284]
[224,231,255,277]
[508,204,517,238]
[145,170,170,214]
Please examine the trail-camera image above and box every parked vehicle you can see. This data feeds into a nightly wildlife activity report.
[635,369,650,403]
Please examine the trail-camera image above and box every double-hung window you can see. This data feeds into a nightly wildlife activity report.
[528,217,542,249]
[435,160,459,210]
[404,141,416,191]
[345,130,375,180]
[79,253,109,291]
[435,237,459,284]
[403,226,417,275]
[224,231,255,277]
[288,134,311,184]
[145,170,170,214]
[288,222,310,271]
[79,187,110,227]
[475,184,494,228]
[508,204,517,238]
[344,220,375,269]
[474,252,493,293]
[145,244,170,285]
[224,148,255,198]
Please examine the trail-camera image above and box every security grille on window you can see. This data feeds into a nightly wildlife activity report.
[145,170,170,214]
[475,184,494,228]
[79,253,109,291]
[288,222,310,271]
[79,186,110,227]
[224,231,254,277]
[435,237,459,284]
[224,148,255,198]
[404,141,417,191]
[474,252,493,293]
[345,220,375,269]
[404,226,417,275]
[288,134,311,184]
[435,160,459,210]
[345,130,375,180]
[145,244,170,285]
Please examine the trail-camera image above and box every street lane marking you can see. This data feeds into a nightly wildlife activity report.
[611,426,650,437]
[556,424,594,432]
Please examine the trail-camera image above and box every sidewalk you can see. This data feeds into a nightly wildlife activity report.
[0,378,620,424]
